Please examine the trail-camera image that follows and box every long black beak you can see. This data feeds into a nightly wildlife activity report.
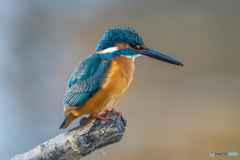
[140,47,184,66]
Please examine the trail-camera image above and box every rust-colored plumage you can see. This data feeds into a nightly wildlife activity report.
[61,55,134,129]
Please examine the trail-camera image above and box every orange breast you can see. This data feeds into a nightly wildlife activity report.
[71,55,134,117]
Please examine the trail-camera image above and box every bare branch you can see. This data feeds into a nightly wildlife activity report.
[12,111,126,160]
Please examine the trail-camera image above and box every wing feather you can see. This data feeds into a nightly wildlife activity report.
[63,54,111,115]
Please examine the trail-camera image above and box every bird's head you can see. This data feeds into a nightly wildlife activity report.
[96,27,184,66]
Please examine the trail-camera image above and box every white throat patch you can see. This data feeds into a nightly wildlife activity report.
[97,47,119,54]
[126,54,143,61]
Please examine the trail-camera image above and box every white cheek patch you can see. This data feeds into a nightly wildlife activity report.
[97,47,119,54]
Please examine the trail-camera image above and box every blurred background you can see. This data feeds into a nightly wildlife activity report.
[1,0,240,159]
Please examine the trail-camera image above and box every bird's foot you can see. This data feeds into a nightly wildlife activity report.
[100,108,121,117]
[89,113,109,121]
[116,111,121,116]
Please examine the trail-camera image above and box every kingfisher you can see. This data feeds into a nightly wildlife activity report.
[59,27,184,129]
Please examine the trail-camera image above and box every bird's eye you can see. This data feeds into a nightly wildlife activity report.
[135,45,141,50]
[130,42,142,50]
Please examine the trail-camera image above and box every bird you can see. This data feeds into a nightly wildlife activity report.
[59,27,184,129]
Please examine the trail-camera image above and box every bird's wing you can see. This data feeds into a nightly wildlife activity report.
[63,54,111,115]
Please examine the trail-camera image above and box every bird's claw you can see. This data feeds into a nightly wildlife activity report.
[89,113,109,121]
[90,108,121,122]
[100,108,121,117]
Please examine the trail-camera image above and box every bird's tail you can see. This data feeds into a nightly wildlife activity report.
[59,113,78,129]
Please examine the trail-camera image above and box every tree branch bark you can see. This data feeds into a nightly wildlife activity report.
[12,111,126,160]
